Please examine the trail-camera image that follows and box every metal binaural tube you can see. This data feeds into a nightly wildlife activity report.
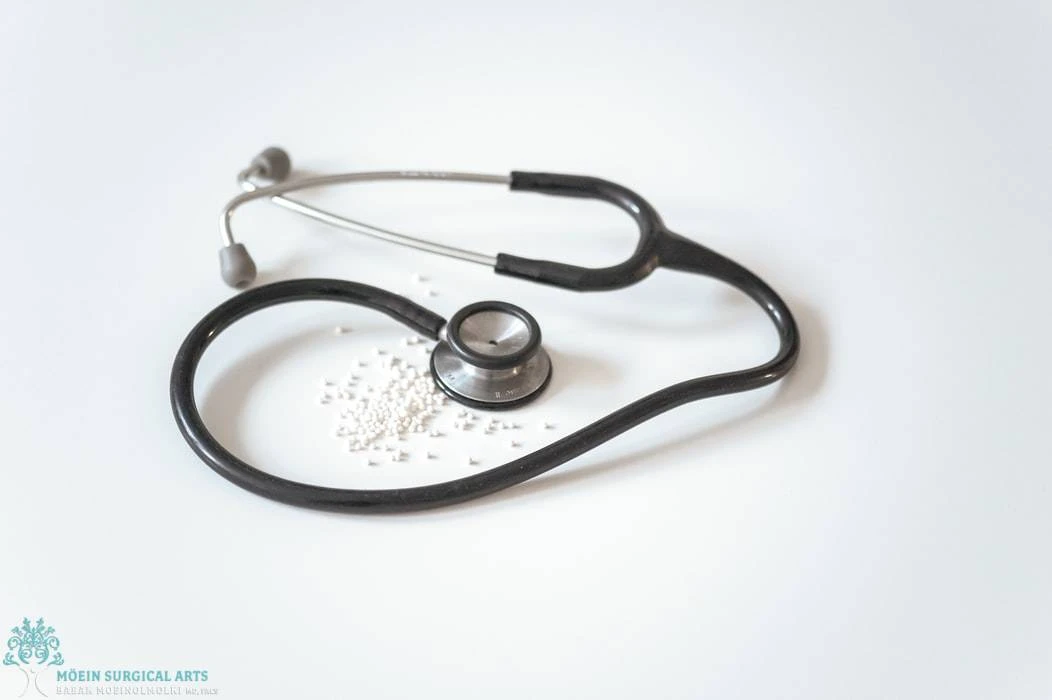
[227,168,505,266]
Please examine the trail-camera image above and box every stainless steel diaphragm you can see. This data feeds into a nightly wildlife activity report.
[430,301,552,409]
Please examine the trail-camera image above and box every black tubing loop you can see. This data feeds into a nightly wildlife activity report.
[171,178,800,514]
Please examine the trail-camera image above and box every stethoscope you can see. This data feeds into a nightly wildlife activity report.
[170,147,800,513]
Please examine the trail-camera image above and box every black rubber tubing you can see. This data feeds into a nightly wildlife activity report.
[170,176,800,513]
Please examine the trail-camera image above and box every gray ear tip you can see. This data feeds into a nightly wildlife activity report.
[251,146,291,182]
[219,243,257,288]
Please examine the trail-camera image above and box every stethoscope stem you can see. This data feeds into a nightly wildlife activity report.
[230,167,502,266]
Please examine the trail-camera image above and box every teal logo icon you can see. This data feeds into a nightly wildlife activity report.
[3,618,64,697]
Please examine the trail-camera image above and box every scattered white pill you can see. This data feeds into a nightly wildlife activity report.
[334,326,348,335]
[509,440,520,448]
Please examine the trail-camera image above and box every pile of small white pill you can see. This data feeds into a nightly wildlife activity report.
[318,348,447,452]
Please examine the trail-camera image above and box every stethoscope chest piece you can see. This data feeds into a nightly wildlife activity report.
[430,301,552,410]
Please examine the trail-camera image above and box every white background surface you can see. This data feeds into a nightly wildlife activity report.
[1,1,1050,697]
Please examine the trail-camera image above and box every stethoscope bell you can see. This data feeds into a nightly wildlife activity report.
[430,301,552,410]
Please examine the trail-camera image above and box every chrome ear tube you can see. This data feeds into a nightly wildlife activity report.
[218,148,505,288]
